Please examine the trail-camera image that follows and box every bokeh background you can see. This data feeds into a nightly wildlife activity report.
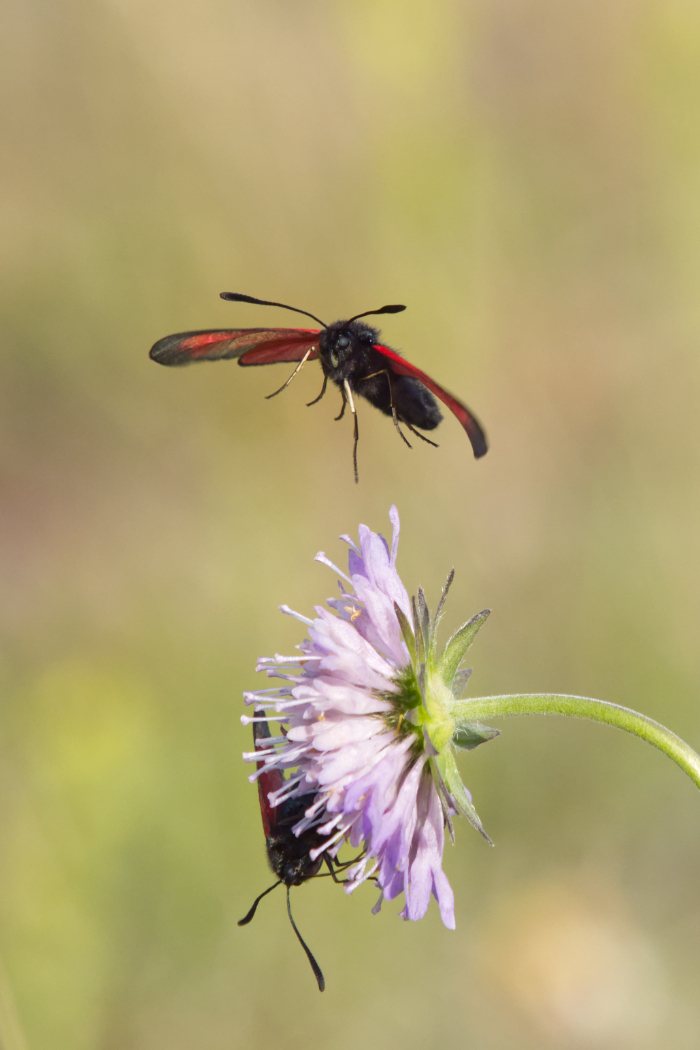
[2,0,700,1047]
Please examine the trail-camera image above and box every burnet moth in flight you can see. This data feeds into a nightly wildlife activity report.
[149,292,488,482]
[239,707,367,992]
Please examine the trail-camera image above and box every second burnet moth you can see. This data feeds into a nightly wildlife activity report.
[238,706,364,992]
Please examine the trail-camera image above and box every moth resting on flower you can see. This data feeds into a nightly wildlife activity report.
[240,506,499,988]
[240,507,700,991]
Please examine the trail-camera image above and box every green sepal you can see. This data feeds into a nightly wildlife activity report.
[452,668,472,699]
[429,746,455,844]
[442,746,492,844]
[417,662,426,706]
[417,588,431,662]
[438,609,490,687]
[452,721,500,751]
[411,595,426,667]
[432,570,455,643]
[393,602,416,664]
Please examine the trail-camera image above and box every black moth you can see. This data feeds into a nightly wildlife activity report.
[239,707,362,992]
[149,292,488,482]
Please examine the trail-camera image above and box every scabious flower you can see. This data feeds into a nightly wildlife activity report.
[242,506,498,928]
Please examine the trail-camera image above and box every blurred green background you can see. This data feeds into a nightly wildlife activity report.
[2,0,700,1047]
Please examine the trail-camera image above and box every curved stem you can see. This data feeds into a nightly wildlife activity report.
[451,694,700,791]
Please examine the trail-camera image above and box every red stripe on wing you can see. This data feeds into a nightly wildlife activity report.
[373,343,488,458]
[253,709,285,837]
[149,328,320,367]
[238,336,319,366]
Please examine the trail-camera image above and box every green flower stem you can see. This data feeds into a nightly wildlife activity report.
[451,694,700,791]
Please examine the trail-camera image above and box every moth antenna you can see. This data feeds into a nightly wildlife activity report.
[237,880,281,926]
[220,292,327,328]
[346,304,406,323]
[286,885,325,992]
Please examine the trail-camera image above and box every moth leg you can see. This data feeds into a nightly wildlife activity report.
[307,374,328,407]
[343,380,360,484]
[324,855,344,883]
[327,850,368,874]
[265,348,313,400]
[311,868,377,885]
[359,369,412,449]
[321,852,377,885]
[334,386,347,421]
[404,419,439,448]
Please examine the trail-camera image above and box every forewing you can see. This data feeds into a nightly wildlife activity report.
[150,328,320,367]
[238,335,319,366]
[252,707,285,837]
[373,344,488,458]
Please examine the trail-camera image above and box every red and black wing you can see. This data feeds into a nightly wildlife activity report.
[149,328,320,368]
[252,707,284,837]
[373,343,488,459]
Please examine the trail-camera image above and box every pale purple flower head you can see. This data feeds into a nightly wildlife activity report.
[242,507,496,928]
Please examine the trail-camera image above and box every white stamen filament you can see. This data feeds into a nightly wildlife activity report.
[259,671,305,684]
[267,775,304,806]
[250,742,308,764]
[339,533,361,554]
[278,605,314,626]
[247,751,307,782]
[309,824,351,861]
[303,795,327,819]
[244,686,293,696]
[292,813,326,834]
[242,747,280,760]
[314,551,353,584]
[240,714,288,725]
[273,696,319,709]
[344,859,379,891]
[257,654,323,666]
[292,793,334,833]
[317,812,344,835]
